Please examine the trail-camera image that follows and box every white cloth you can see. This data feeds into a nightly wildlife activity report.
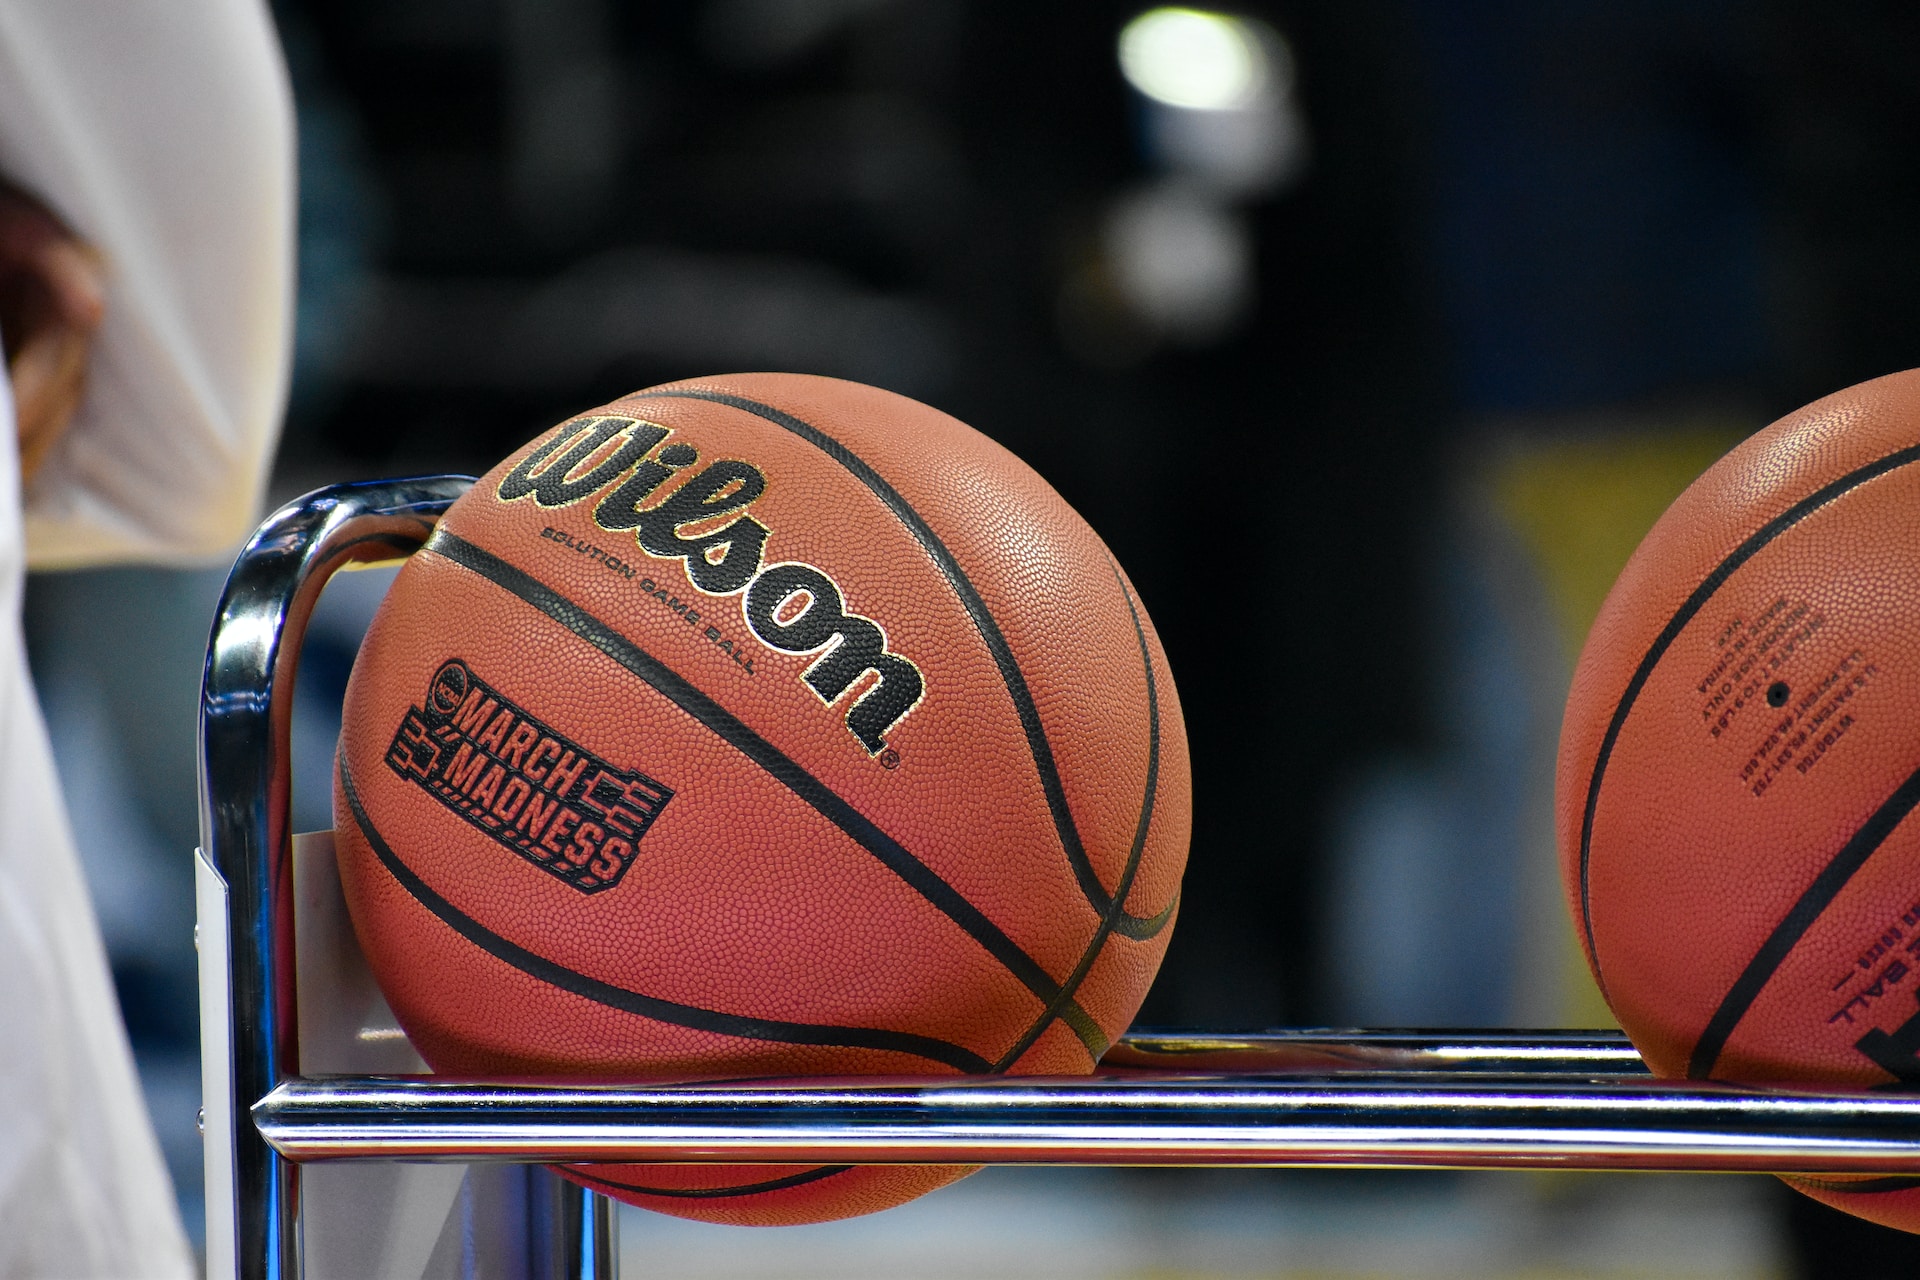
[0,2,294,1276]
[0,372,192,1277]
[0,1,294,569]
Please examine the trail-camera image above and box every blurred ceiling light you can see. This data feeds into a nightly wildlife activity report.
[1103,184,1252,343]
[1118,8,1271,112]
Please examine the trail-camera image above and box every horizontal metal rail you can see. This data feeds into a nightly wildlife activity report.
[1101,1030,1647,1076]
[254,1033,1920,1176]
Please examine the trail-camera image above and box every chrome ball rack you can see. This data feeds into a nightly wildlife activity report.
[198,479,1920,1280]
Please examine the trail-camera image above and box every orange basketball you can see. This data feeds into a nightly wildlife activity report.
[1560,368,1920,1231]
[332,373,1190,1225]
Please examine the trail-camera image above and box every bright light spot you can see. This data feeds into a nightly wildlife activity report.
[1118,8,1268,112]
[1104,185,1252,341]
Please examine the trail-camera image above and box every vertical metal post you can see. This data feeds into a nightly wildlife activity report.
[449,1166,617,1280]
[536,1170,619,1280]
[199,477,473,1280]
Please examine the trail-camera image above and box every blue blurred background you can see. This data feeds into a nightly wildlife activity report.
[36,1,1920,1274]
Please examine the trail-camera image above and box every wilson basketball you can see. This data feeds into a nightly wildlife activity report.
[332,373,1190,1225]
[1559,368,1920,1231]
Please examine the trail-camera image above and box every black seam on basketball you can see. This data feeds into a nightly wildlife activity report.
[339,756,993,1073]
[422,527,1106,1058]
[633,386,1166,936]
[1688,763,1920,1079]
[564,1165,853,1200]
[994,564,1164,1071]
[1110,894,1177,941]
[1784,1174,1920,1195]
[1578,442,1920,992]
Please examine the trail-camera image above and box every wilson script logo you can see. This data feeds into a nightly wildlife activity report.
[498,414,925,755]
[386,660,674,892]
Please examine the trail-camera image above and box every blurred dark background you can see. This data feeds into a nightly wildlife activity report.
[34,0,1920,1271]
[272,0,1436,1030]
[260,0,1906,1030]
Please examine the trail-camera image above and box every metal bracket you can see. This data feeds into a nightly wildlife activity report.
[197,477,614,1280]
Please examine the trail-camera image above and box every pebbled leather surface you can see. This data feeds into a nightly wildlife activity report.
[334,373,1191,1224]
[1559,368,1920,1233]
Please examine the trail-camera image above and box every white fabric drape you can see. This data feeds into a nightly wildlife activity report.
[0,1,293,569]
[0,2,294,1275]
[0,366,191,1275]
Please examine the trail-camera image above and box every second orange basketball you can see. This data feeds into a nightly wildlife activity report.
[1560,368,1920,1233]
[332,373,1190,1225]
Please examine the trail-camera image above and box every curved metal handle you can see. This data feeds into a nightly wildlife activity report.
[200,477,472,1280]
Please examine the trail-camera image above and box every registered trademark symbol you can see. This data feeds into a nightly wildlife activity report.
[878,748,901,770]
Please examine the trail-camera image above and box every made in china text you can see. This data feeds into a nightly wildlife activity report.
[385,659,674,893]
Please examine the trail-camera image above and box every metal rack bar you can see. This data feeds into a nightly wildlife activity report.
[1098,1030,1647,1076]
[198,479,1920,1280]
[201,478,625,1280]
[251,1069,1920,1175]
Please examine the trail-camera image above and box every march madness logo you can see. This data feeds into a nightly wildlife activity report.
[385,660,673,893]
